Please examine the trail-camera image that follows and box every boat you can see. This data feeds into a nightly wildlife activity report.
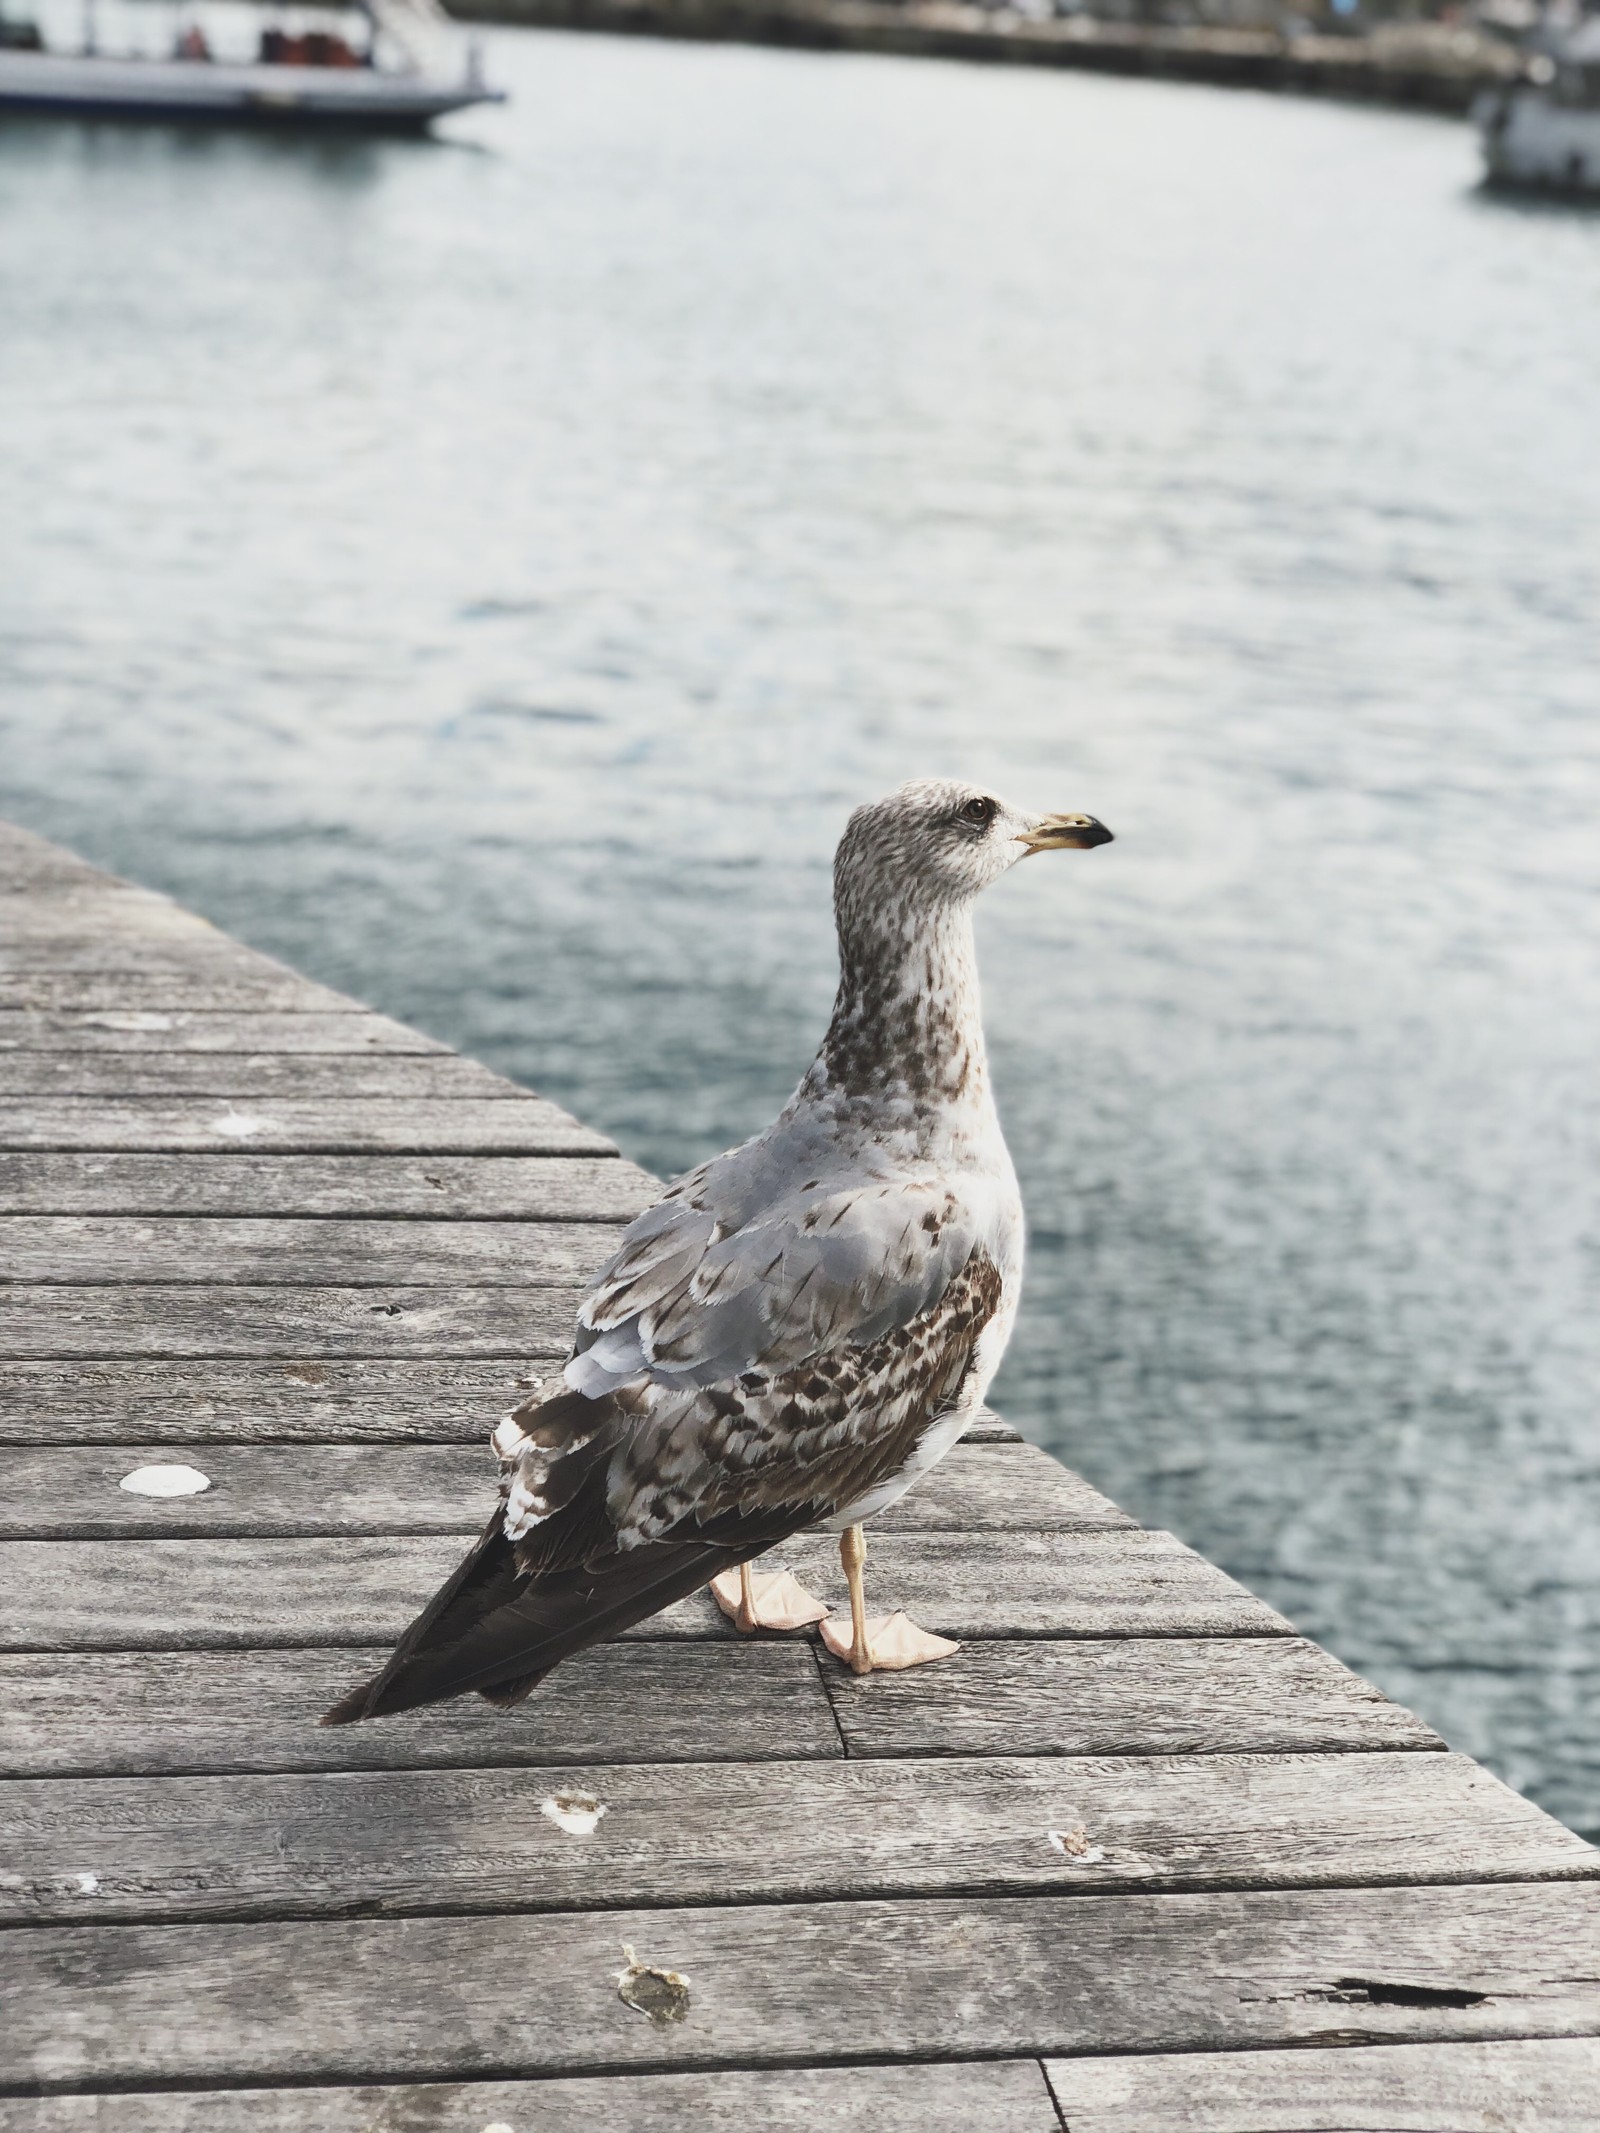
[0,0,504,128]
[1474,14,1600,194]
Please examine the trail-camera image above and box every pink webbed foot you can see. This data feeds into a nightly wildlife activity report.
[711,1565,831,1634]
[819,1609,961,1675]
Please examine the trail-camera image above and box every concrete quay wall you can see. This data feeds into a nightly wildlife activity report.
[447,0,1517,115]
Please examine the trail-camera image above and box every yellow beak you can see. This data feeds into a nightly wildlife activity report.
[1017,811,1114,853]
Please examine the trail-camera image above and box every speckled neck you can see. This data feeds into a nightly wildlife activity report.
[812,893,989,1109]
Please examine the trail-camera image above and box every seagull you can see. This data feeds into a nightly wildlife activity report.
[324,779,1111,1723]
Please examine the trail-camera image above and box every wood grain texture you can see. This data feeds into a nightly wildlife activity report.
[0,827,111,893]
[0,1282,589,1358]
[785,1528,1290,1639]
[0,1055,531,1100]
[0,1528,1288,1650]
[0,933,316,979]
[0,974,360,1013]
[1044,2036,1600,2131]
[0,1098,614,1155]
[5,1753,1590,1927]
[0,1642,843,1778]
[0,1216,627,1289]
[0,2060,1063,2133]
[6,822,1582,2121]
[0,1442,1129,1540]
[0,1010,440,1054]
[827,1634,1441,1758]
[8,1883,1600,2089]
[0,1154,658,1221]
[0,894,225,944]
[0,1359,1016,1445]
[961,1411,1021,1441]
[0,1637,1426,1778]
[0,1358,567,1443]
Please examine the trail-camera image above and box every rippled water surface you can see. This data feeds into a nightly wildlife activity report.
[3,32,1598,1830]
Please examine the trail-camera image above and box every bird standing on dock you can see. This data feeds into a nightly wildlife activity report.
[325,779,1111,1724]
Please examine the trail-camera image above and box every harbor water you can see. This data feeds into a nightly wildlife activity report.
[2,30,1597,1833]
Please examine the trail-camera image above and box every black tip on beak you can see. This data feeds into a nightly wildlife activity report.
[1017,813,1114,854]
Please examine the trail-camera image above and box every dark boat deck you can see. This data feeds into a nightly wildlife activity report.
[2,819,1597,2129]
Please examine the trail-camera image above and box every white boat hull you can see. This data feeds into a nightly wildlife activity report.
[0,47,500,125]
[1475,84,1600,194]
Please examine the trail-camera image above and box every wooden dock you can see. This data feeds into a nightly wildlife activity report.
[2,816,1597,2130]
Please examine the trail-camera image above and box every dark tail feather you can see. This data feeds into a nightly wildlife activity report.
[321,1521,751,1726]
[321,1504,523,1725]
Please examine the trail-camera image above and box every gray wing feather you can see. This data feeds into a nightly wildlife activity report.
[566,1130,993,1398]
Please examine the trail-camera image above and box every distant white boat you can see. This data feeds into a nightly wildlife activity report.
[1475,15,1600,193]
[0,0,504,127]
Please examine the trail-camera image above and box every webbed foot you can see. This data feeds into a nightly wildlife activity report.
[711,1564,831,1633]
[819,1608,960,1675]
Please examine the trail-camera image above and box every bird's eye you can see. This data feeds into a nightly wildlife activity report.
[960,797,998,828]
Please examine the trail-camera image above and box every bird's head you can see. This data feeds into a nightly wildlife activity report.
[836,778,1112,917]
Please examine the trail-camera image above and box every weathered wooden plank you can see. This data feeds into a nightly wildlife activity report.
[0,1154,657,1221]
[8,1884,1600,2088]
[0,1530,1287,1649]
[6,1753,1589,1927]
[788,1529,1288,1637]
[826,1635,1441,1758]
[0,900,311,975]
[0,1358,581,1443]
[0,1637,1426,1779]
[0,1055,532,1100]
[0,1217,626,1289]
[0,1009,442,1054]
[0,974,360,1013]
[0,1442,1128,1540]
[0,1359,1015,1445]
[0,934,317,978]
[0,1283,587,1358]
[0,1444,506,1539]
[961,1411,1020,1441]
[0,827,110,894]
[0,1098,614,1155]
[2,2061,1063,2133]
[1044,2036,1600,2131]
[0,1643,840,1779]
[0,1535,455,1649]
[0,894,221,945]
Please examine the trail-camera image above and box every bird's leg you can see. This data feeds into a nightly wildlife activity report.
[819,1523,961,1674]
[841,1522,873,1675]
[710,1559,830,1634]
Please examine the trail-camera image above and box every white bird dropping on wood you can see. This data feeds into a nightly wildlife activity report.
[119,1464,211,1497]
[209,1107,275,1138]
[541,1790,607,1836]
